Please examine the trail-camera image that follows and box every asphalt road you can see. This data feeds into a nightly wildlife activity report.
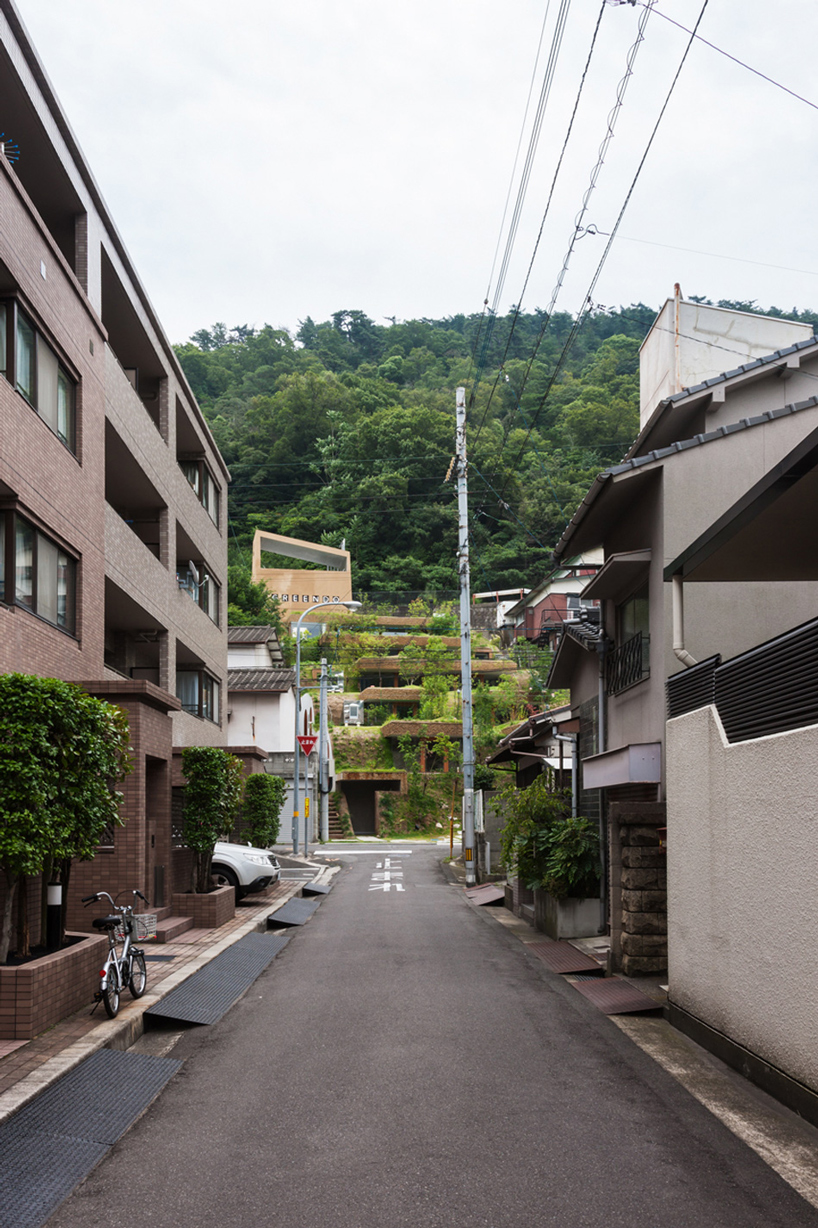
[48,846,818,1228]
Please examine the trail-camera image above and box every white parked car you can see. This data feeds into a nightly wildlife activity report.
[211,841,281,900]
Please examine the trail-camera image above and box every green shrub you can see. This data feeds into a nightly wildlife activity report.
[243,773,286,847]
[499,775,600,899]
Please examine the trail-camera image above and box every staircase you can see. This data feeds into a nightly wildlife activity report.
[328,798,347,840]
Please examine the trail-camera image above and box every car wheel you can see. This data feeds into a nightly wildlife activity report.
[211,865,240,904]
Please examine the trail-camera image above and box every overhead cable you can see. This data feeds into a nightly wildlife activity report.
[496,0,710,501]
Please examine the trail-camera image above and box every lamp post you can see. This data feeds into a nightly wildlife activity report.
[293,599,360,857]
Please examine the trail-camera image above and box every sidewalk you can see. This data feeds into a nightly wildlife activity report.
[0,858,332,1124]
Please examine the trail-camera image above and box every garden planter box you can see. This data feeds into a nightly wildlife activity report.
[535,889,602,940]
[171,885,235,929]
[0,931,108,1040]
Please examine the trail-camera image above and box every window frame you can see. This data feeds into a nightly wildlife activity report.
[175,667,221,723]
[0,508,78,636]
[0,298,77,453]
[179,456,220,527]
[176,559,220,626]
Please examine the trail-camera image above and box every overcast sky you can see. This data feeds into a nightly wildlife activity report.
[14,0,818,345]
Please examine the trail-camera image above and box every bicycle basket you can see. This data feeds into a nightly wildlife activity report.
[115,913,157,942]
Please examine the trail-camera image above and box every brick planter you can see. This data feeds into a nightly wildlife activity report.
[171,885,235,929]
[0,931,108,1040]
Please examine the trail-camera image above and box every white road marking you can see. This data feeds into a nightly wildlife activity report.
[368,856,406,893]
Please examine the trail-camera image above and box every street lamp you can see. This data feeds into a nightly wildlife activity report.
[293,599,361,857]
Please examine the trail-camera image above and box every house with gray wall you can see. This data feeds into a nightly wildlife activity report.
[548,296,818,978]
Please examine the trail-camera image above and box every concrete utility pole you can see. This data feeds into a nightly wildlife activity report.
[319,656,329,843]
[456,386,476,886]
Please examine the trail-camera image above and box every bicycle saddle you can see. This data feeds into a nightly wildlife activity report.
[92,915,120,930]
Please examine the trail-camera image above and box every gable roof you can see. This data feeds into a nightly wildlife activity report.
[554,394,818,562]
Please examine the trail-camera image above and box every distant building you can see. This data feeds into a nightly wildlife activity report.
[251,529,352,622]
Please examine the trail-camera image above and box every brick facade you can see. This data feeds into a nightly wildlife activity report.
[0,6,231,982]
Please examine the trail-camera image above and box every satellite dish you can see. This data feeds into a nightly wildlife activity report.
[188,560,200,586]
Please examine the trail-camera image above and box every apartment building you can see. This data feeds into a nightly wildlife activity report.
[0,1,229,928]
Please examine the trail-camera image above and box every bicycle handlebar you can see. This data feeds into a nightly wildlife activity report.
[82,888,150,908]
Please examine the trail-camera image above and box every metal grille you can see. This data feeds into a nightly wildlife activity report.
[146,932,290,1025]
[0,1048,181,1228]
[267,898,322,927]
[715,617,818,742]
[666,655,721,720]
[527,940,604,976]
[606,632,650,695]
[570,977,663,1014]
[669,618,818,743]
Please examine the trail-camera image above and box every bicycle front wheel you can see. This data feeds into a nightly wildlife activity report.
[102,960,121,1018]
[129,951,147,999]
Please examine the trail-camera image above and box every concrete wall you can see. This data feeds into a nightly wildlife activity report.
[639,296,812,426]
[667,704,818,1094]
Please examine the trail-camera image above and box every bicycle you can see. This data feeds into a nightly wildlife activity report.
[82,889,154,1019]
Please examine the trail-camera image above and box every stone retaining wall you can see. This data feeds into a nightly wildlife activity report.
[611,801,667,975]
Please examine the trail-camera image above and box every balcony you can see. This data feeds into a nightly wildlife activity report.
[606,631,650,696]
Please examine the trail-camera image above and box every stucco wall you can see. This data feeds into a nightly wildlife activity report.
[667,704,818,1093]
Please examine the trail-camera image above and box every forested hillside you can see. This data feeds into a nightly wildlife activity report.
[174,300,817,602]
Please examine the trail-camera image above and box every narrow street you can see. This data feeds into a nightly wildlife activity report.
[47,846,818,1228]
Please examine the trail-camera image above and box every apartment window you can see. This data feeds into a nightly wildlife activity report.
[176,560,220,625]
[0,510,76,634]
[179,458,219,526]
[176,669,220,722]
[1,300,76,450]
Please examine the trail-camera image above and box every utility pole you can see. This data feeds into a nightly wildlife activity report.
[456,386,476,886]
[319,656,329,843]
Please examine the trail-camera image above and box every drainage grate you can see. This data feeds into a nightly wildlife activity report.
[527,941,605,976]
[145,932,290,1025]
[570,978,663,1014]
[0,1048,181,1228]
[144,954,177,962]
[267,898,322,927]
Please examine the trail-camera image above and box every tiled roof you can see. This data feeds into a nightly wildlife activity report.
[555,393,818,561]
[610,395,818,478]
[228,669,294,693]
[227,625,277,644]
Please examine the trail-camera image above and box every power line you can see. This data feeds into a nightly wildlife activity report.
[473,0,655,510]
[471,0,574,395]
[471,0,609,454]
[644,3,818,113]
[584,229,818,282]
[495,0,710,501]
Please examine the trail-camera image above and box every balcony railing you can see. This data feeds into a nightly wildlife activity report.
[606,631,650,695]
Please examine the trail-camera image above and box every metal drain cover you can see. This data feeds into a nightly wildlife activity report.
[571,978,663,1014]
[0,1048,181,1228]
[146,932,290,1025]
[267,897,322,927]
[527,940,605,976]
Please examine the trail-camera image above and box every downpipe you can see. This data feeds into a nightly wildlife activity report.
[672,575,698,668]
